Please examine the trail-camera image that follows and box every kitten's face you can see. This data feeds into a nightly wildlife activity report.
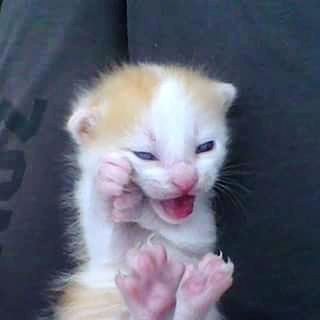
[69,65,236,224]
[123,79,230,224]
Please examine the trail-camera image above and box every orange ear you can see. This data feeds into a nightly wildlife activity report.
[66,108,97,144]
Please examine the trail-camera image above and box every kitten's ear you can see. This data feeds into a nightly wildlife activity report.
[66,107,97,144]
[215,82,237,110]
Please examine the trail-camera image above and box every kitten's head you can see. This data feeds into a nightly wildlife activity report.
[67,64,237,224]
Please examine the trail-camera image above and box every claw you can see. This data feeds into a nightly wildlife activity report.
[147,233,156,246]
[117,268,129,278]
[134,241,143,250]
[223,258,234,275]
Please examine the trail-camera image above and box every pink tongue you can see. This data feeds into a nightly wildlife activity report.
[161,196,195,219]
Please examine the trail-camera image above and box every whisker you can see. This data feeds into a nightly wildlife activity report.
[217,176,251,194]
[223,162,251,169]
[214,180,247,214]
[214,185,240,213]
[220,169,253,176]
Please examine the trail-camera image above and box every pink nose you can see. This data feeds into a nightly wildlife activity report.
[170,162,198,193]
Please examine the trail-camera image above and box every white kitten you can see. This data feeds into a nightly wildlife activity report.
[54,64,236,320]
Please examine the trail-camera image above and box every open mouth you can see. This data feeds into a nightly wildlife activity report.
[153,195,195,223]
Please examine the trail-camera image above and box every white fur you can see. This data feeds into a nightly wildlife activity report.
[125,77,229,199]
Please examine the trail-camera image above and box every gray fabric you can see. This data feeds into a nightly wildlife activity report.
[0,1,128,319]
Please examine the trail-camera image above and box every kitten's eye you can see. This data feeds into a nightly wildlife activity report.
[196,141,215,154]
[133,151,157,160]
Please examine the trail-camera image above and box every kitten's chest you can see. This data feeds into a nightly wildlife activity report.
[149,233,203,265]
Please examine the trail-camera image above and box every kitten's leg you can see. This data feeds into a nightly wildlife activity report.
[173,253,234,320]
[116,244,185,320]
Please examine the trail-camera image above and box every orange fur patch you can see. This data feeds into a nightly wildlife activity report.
[56,281,126,319]
[76,64,227,147]
[87,65,161,146]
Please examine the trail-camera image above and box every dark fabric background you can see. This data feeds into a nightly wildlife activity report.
[0,1,128,319]
[1,1,320,319]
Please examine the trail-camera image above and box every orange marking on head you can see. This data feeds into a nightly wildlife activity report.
[72,64,231,147]
[86,65,161,146]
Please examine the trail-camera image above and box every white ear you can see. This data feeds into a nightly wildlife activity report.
[66,107,97,144]
[216,82,237,110]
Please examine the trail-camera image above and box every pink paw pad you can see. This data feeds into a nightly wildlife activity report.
[116,244,185,320]
[175,252,234,319]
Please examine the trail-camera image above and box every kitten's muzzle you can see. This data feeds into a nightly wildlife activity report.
[170,162,198,195]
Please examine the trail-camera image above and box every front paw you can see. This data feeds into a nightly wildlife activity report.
[116,244,185,320]
[175,252,234,320]
[95,153,143,222]
[111,183,144,222]
[96,153,132,198]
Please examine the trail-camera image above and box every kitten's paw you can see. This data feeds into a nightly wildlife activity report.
[175,252,234,320]
[96,153,132,197]
[116,244,185,320]
[111,183,144,222]
[96,154,144,222]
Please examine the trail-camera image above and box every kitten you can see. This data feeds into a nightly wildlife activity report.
[54,64,236,320]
